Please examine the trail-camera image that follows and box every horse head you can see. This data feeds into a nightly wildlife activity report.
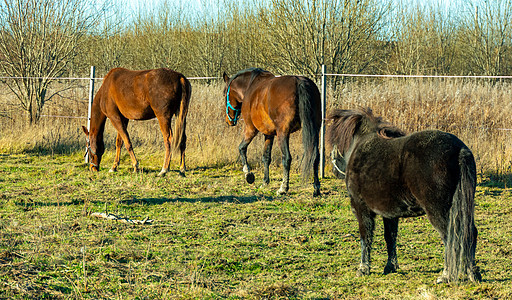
[222,72,243,126]
[222,68,269,126]
[81,126,104,172]
[326,108,405,174]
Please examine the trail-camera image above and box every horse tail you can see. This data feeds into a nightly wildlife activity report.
[445,147,480,282]
[173,76,191,153]
[297,77,321,182]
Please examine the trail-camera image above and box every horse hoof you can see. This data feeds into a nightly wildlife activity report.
[468,266,482,282]
[157,171,167,177]
[356,269,370,277]
[179,171,186,177]
[109,168,116,173]
[313,189,320,197]
[436,275,449,284]
[245,172,255,184]
[276,189,287,196]
[383,264,398,275]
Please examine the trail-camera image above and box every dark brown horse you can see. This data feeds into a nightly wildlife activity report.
[327,108,481,283]
[222,68,321,196]
[82,68,190,176]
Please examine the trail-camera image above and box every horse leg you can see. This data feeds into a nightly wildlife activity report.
[312,144,321,197]
[110,133,123,172]
[239,128,258,184]
[276,134,291,195]
[383,217,399,274]
[351,198,375,276]
[110,116,139,172]
[178,132,187,177]
[262,135,274,185]
[431,212,481,284]
[425,210,451,283]
[467,225,481,282]
[157,117,173,177]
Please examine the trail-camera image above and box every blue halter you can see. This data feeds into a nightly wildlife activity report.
[226,85,241,125]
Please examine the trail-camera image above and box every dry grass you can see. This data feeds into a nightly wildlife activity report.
[1,79,512,298]
[1,78,512,179]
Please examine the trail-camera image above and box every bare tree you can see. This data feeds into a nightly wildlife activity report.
[389,1,458,75]
[257,0,391,79]
[459,0,512,76]
[0,0,104,124]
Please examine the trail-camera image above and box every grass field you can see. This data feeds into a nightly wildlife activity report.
[1,79,512,298]
[0,151,511,299]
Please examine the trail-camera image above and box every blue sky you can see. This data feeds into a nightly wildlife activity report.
[120,0,461,14]
[107,0,464,20]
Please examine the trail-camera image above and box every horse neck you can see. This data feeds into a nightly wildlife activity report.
[88,101,107,152]
[341,134,361,166]
[232,71,273,100]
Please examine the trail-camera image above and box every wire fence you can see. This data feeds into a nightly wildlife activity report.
[2,66,512,175]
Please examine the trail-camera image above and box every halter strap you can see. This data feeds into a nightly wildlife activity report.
[84,138,99,168]
[226,85,241,125]
[331,146,346,176]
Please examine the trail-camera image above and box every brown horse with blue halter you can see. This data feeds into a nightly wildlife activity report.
[327,108,481,283]
[82,68,190,176]
[222,68,321,196]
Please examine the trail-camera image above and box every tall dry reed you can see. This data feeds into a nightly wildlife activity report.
[0,79,511,178]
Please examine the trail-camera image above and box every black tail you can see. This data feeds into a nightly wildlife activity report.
[297,77,321,182]
[445,148,480,282]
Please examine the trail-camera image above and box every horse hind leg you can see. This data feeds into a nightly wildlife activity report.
[157,117,172,177]
[277,134,291,195]
[178,132,187,177]
[312,146,320,197]
[383,217,399,274]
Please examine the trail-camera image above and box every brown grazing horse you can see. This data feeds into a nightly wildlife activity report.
[222,68,321,196]
[327,108,481,283]
[82,68,190,176]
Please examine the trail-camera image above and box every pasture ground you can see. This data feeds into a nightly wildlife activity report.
[0,151,511,299]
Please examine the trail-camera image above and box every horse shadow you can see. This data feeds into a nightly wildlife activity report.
[120,194,274,206]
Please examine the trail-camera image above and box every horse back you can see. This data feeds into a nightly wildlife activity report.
[401,130,473,202]
[347,130,472,218]
[99,68,184,120]
[244,75,305,135]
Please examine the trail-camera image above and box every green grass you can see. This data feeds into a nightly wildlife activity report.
[0,151,511,299]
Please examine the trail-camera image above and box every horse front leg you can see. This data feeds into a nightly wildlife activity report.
[352,199,376,276]
[110,133,123,173]
[262,135,274,185]
[383,217,399,274]
[239,129,257,184]
[111,117,139,173]
[277,134,291,195]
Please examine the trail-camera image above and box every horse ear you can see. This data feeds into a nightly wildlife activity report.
[223,72,229,83]
[81,126,89,136]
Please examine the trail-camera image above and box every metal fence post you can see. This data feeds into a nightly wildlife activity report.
[85,66,95,163]
[320,64,326,178]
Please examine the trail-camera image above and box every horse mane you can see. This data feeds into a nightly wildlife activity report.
[227,68,271,89]
[327,107,405,154]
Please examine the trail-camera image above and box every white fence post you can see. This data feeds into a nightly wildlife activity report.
[85,66,95,163]
[320,64,326,178]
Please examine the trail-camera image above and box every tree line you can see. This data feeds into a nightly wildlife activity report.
[1,0,512,123]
